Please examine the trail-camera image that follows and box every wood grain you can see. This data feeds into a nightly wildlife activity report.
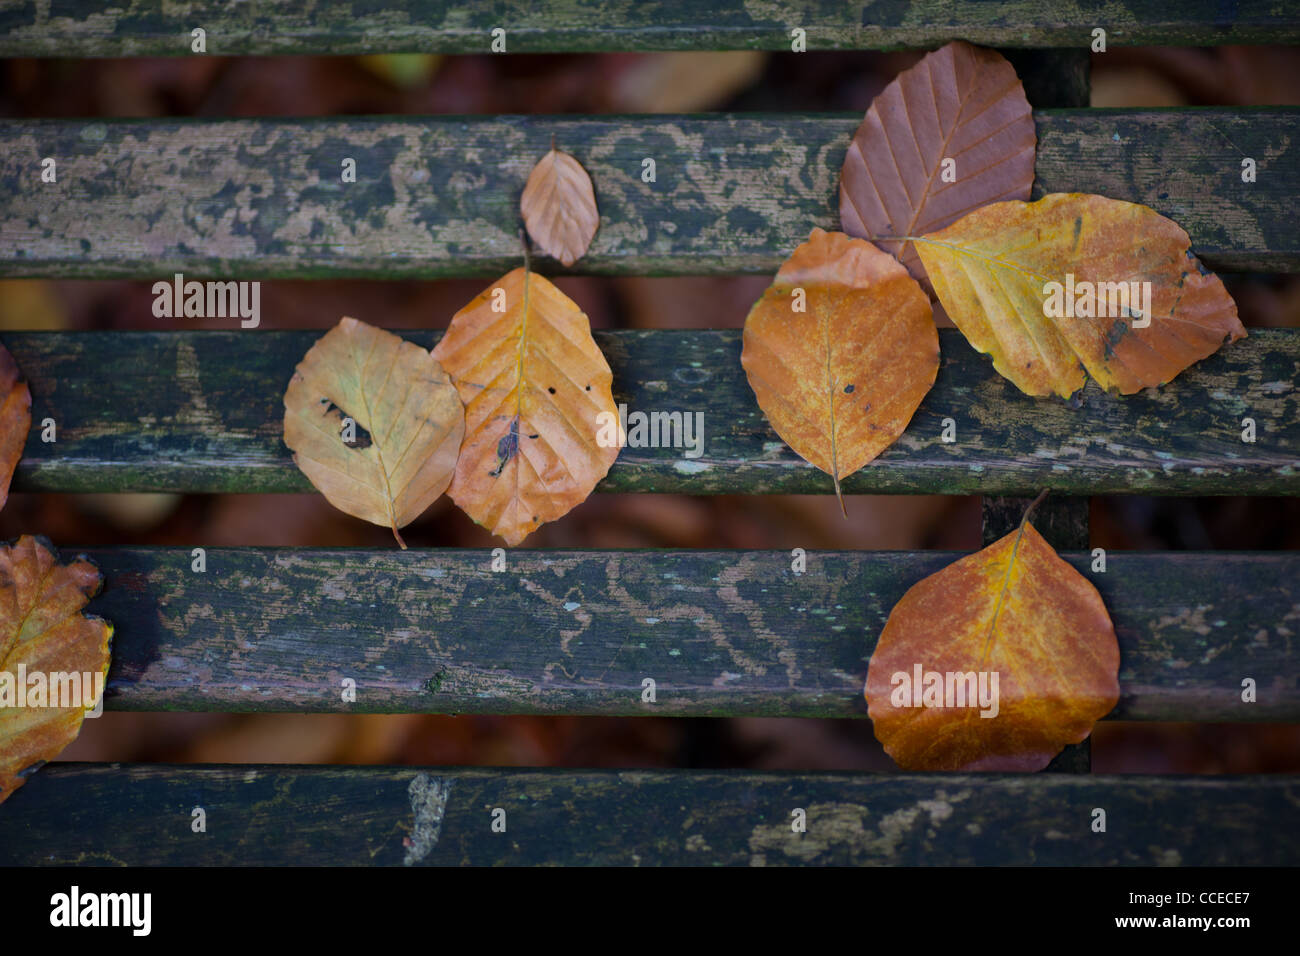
[5,329,1296,495]
[2,111,1295,277]
[78,547,1300,722]
[2,764,1295,865]
[0,1,1295,55]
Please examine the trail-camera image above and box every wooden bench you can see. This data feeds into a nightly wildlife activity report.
[0,2,1297,865]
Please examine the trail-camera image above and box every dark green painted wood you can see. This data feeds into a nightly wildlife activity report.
[1,1,1295,55]
[982,494,1092,772]
[5,329,1296,496]
[3,110,1296,277]
[2,764,1295,865]
[76,547,1299,721]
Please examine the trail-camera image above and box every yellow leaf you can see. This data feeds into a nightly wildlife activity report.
[865,519,1120,771]
[740,228,938,507]
[0,342,30,513]
[283,318,464,548]
[520,149,599,267]
[1,536,112,805]
[433,268,620,546]
[914,192,1246,398]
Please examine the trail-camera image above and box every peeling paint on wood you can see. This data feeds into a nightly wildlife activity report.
[2,765,1296,865]
[404,774,453,865]
[4,329,1296,495]
[1,111,1295,276]
[81,547,1300,722]
[0,1,1295,55]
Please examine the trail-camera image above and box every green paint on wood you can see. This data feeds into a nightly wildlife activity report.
[2,764,1295,865]
[77,547,1300,721]
[0,1,1295,55]
[1,110,1296,277]
[4,329,1297,495]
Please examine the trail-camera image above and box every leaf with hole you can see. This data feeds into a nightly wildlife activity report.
[434,268,621,546]
[839,40,1035,291]
[0,342,31,513]
[283,317,464,548]
[914,192,1246,398]
[521,148,599,267]
[1,535,112,805]
[740,228,938,507]
[864,519,1120,771]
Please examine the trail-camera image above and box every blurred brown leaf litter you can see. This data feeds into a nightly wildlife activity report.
[1,46,1297,773]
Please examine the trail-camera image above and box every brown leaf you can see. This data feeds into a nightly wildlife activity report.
[740,228,938,507]
[914,193,1246,397]
[0,342,31,513]
[433,268,620,546]
[865,520,1120,771]
[839,40,1035,289]
[283,317,464,548]
[520,148,599,267]
[1,535,112,805]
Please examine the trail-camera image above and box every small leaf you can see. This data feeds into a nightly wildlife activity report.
[914,192,1246,398]
[740,228,938,507]
[839,40,1035,290]
[864,520,1120,771]
[520,148,599,267]
[433,267,620,546]
[283,318,464,548]
[1,535,112,805]
[0,343,30,513]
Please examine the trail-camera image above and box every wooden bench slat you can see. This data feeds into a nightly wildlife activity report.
[3,110,1296,277]
[4,764,1296,865]
[83,547,1299,722]
[7,329,1297,496]
[2,1,1297,55]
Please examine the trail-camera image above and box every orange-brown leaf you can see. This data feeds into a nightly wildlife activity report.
[0,342,32,513]
[433,268,620,546]
[521,149,599,267]
[283,318,464,548]
[740,228,938,503]
[865,522,1119,771]
[914,193,1246,398]
[1,535,112,805]
[839,40,1035,289]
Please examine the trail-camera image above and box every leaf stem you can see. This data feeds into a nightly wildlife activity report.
[1021,488,1050,528]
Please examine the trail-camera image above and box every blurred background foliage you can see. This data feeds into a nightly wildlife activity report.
[1,44,1297,772]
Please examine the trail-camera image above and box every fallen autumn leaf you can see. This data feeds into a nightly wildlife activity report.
[521,148,600,267]
[865,512,1120,771]
[839,40,1035,291]
[434,267,621,545]
[283,317,465,548]
[741,228,938,508]
[0,341,31,513]
[1,535,112,805]
[915,193,1246,398]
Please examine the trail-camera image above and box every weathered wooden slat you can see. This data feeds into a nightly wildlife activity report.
[3,110,1296,277]
[6,329,1297,495]
[80,547,1299,721]
[3,764,1295,865]
[1,1,1296,55]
